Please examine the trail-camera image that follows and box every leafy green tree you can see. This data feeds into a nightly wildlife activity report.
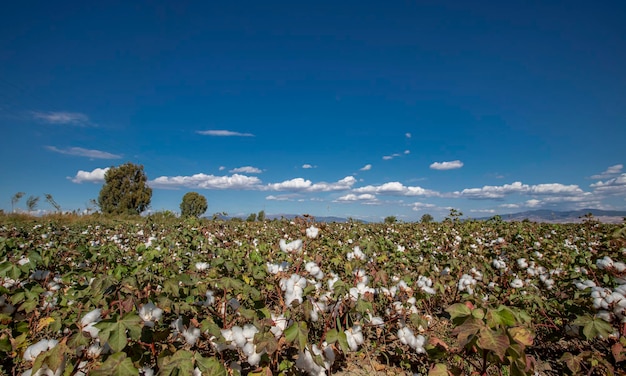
[421,213,434,223]
[246,213,257,222]
[26,195,40,212]
[98,163,152,215]
[44,193,61,212]
[180,192,208,218]
[257,210,266,222]
[11,192,25,212]
[384,215,397,224]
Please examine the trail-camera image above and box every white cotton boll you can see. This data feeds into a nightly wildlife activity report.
[614,262,626,272]
[82,323,100,338]
[243,324,258,340]
[280,239,303,253]
[397,245,405,253]
[306,226,319,239]
[511,279,524,288]
[368,314,384,326]
[183,327,201,346]
[231,326,247,348]
[23,339,58,362]
[242,342,255,356]
[139,302,163,327]
[247,350,261,367]
[344,330,359,351]
[597,310,612,322]
[597,256,613,270]
[517,258,528,269]
[81,308,102,326]
[192,367,202,376]
[204,290,215,306]
[327,273,339,290]
[492,259,507,270]
[271,314,288,338]
[87,343,103,357]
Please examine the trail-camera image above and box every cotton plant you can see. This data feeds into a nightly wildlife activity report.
[346,246,366,261]
[295,342,335,376]
[280,274,307,306]
[139,301,163,327]
[80,308,102,338]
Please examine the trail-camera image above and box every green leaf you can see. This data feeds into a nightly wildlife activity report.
[561,352,580,374]
[337,330,350,354]
[32,342,68,375]
[107,322,128,353]
[582,317,613,340]
[158,349,194,376]
[508,327,534,347]
[325,329,338,344]
[446,303,471,324]
[476,327,509,362]
[92,352,138,376]
[285,321,308,351]
[428,363,449,376]
[452,317,484,348]
[195,355,227,376]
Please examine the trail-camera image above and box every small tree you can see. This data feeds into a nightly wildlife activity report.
[421,213,434,223]
[26,195,40,212]
[257,210,266,222]
[246,213,257,222]
[98,163,152,215]
[384,215,397,224]
[11,192,25,212]
[44,193,61,212]
[180,192,208,218]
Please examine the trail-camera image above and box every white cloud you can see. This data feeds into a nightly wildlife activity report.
[267,176,356,192]
[32,111,93,126]
[529,183,584,195]
[383,153,402,160]
[590,173,626,195]
[266,194,299,201]
[405,133,411,138]
[196,130,254,137]
[457,182,528,199]
[430,160,464,170]
[46,146,121,159]
[229,166,262,174]
[70,167,109,183]
[151,173,261,189]
[219,166,226,171]
[409,202,436,211]
[499,203,520,209]
[470,209,496,214]
[302,164,315,169]
[360,164,372,171]
[525,199,542,208]
[457,182,584,199]
[335,193,377,202]
[404,150,410,154]
[353,182,439,197]
[590,164,623,179]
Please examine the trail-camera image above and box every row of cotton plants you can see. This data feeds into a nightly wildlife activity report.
[0,217,625,375]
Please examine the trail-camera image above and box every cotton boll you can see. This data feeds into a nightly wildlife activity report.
[614,262,626,272]
[510,279,524,289]
[243,324,258,341]
[182,327,201,346]
[23,339,58,362]
[280,239,303,253]
[231,326,247,348]
[81,308,102,326]
[306,226,319,239]
[271,314,288,338]
[139,302,163,327]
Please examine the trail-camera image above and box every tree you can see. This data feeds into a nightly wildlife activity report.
[26,195,40,212]
[11,192,25,212]
[44,193,61,212]
[384,216,397,224]
[180,192,208,218]
[98,163,152,215]
[421,213,434,223]
[246,213,257,222]
[257,210,266,222]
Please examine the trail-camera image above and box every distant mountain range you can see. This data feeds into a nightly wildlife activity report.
[476,209,626,224]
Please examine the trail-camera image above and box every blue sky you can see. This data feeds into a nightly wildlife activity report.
[1,1,625,221]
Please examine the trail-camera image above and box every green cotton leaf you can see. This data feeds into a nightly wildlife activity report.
[428,363,449,376]
[32,342,68,375]
[201,318,222,338]
[91,352,138,376]
[446,303,471,324]
[18,298,38,313]
[337,330,350,355]
[195,355,227,376]
[355,298,373,314]
[158,350,195,376]
[582,317,613,340]
[254,331,278,354]
[477,327,510,362]
[495,306,517,327]
[285,321,308,351]
[163,278,180,297]
[120,313,143,340]
[325,329,339,344]
[107,322,129,353]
